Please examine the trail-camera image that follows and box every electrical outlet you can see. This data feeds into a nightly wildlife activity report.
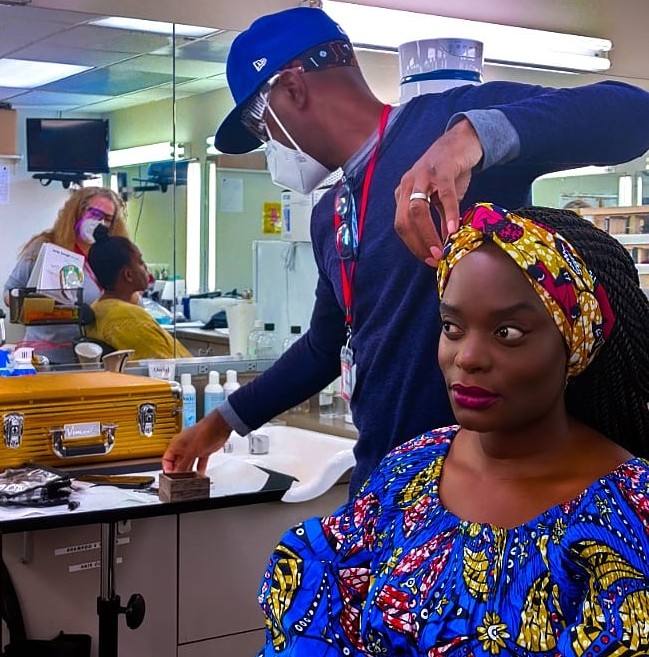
[198,363,209,374]
[246,361,257,372]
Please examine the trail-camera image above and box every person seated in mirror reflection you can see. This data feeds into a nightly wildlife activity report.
[256,203,649,657]
[85,224,191,361]
[3,186,128,364]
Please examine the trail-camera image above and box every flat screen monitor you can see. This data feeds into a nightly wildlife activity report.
[26,118,110,174]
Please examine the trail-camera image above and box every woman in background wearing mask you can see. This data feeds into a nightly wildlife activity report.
[3,187,128,364]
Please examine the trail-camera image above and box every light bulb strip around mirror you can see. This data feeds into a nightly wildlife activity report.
[108,142,186,168]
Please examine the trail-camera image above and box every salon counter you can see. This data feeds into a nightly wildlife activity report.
[169,325,230,357]
[0,461,348,657]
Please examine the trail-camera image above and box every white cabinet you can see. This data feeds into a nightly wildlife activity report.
[178,484,349,654]
[2,516,177,657]
[2,484,349,657]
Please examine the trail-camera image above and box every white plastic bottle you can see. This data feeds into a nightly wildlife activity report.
[203,370,225,417]
[223,369,241,398]
[180,373,197,429]
[247,319,265,357]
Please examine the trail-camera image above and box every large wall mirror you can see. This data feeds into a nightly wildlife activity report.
[0,4,290,366]
[2,4,648,367]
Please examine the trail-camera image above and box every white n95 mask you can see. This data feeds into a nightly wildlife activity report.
[264,105,332,195]
[75,217,101,244]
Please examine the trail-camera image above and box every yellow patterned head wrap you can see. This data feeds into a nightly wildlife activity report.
[437,203,615,378]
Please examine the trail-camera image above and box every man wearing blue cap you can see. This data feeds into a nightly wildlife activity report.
[163,7,649,495]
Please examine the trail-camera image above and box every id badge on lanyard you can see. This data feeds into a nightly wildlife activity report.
[340,341,356,403]
[335,104,391,406]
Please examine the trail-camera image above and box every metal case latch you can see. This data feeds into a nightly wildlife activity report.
[3,413,24,449]
[138,403,157,437]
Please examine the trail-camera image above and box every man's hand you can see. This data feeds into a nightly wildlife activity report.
[394,119,483,267]
[162,410,232,474]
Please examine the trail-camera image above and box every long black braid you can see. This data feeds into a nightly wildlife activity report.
[516,206,649,458]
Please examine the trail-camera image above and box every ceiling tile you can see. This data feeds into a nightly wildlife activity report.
[4,89,112,110]
[39,68,184,96]
[0,6,241,113]
[12,44,137,69]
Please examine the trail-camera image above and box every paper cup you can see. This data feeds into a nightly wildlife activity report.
[148,359,176,381]
[74,342,103,367]
[225,302,257,356]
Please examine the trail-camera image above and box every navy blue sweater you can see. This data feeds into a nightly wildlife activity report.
[223,80,649,494]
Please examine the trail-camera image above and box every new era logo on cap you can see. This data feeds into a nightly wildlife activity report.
[252,58,267,72]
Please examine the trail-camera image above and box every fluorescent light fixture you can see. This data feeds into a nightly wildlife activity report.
[90,17,217,38]
[618,175,633,206]
[108,142,185,168]
[637,175,644,206]
[0,58,91,88]
[206,135,265,156]
[536,166,615,180]
[207,162,217,291]
[185,161,202,294]
[322,1,612,73]
[81,175,104,188]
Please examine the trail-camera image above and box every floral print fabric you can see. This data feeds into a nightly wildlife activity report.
[258,426,649,656]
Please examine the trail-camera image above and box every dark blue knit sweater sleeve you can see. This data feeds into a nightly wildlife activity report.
[490,80,649,174]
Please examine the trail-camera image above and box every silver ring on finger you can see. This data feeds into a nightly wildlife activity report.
[409,191,430,203]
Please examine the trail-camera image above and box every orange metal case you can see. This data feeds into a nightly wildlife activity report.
[0,372,182,470]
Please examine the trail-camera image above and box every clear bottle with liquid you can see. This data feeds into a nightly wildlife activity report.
[282,325,302,352]
[256,323,279,359]
[247,319,265,357]
[283,326,310,414]
[320,376,345,419]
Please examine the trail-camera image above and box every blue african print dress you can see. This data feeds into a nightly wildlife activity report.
[257,426,649,656]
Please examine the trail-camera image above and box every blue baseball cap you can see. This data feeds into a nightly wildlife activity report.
[214,7,349,155]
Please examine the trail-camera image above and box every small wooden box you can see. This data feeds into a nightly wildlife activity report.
[158,472,210,502]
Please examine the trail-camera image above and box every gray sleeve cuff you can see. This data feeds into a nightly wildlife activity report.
[447,109,520,171]
[217,397,252,437]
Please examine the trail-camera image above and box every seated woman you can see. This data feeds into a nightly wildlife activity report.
[85,225,191,361]
[257,203,649,656]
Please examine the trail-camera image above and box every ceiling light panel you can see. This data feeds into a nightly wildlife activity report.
[0,58,91,88]
[322,1,612,73]
[90,17,218,38]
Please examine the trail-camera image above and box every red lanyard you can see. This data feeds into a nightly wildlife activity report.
[335,103,391,331]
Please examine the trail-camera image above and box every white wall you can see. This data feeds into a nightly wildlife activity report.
[0,108,76,342]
